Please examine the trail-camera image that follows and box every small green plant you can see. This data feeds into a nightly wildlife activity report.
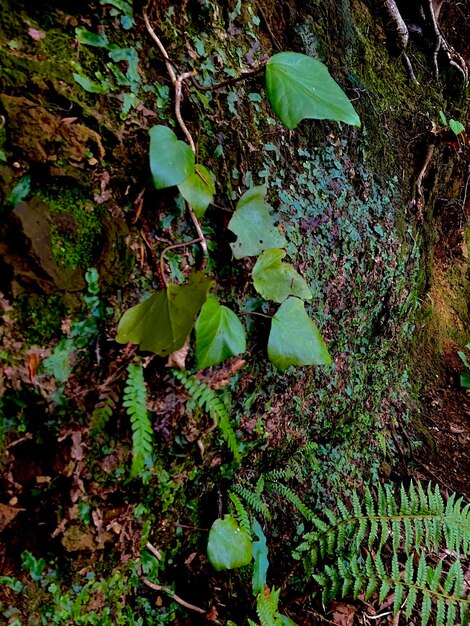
[457,344,470,389]
[439,110,466,140]
[295,482,470,625]
[123,362,154,478]
[171,368,240,462]
[207,498,296,625]
[115,39,360,375]
[43,268,103,385]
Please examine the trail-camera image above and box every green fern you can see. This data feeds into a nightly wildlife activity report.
[123,363,153,478]
[90,389,119,435]
[255,588,295,626]
[295,482,470,625]
[228,491,252,538]
[267,483,315,523]
[232,484,271,520]
[171,369,240,463]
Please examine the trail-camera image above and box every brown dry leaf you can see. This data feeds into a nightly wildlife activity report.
[331,601,357,626]
[0,502,25,532]
[28,28,45,41]
[167,340,189,370]
[61,524,113,552]
[205,606,218,621]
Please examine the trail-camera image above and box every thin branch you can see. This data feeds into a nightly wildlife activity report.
[145,541,162,560]
[239,310,272,319]
[143,4,176,84]
[159,238,203,287]
[174,72,196,153]
[142,578,206,614]
[187,202,208,262]
[254,0,283,52]
[143,5,196,153]
[191,65,265,92]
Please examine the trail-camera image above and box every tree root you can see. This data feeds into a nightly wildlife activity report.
[380,0,468,85]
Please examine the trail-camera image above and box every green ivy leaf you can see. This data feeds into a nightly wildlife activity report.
[207,515,253,571]
[73,73,111,94]
[449,119,465,137]
[195,296,246,369]
[252,519,269,596]
[253,249,312,302]
[149,125,195,189]
[460,372,470,389]
[116,272,213,356]
[228,185,287,259]
[178,164,215,217]
[7,174,31,207]
[265,52,361,129]
[108,47,140,83]
[268,297,332,371]
[75,26,110,48]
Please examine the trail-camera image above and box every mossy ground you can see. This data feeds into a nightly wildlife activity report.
[0,0,469,624]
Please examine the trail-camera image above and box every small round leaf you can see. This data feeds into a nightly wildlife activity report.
[207,515,253,571]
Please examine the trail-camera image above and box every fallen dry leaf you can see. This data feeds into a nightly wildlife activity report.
[0,502,25,532]
[28,28,45,41]
[331,601,357,626]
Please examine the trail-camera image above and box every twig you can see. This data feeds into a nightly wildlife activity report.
[143,5,196,153]
[254,0,283,52]
[142,578,206,614]
[174,72,196,153]
[145,541,162,560]
[365,609,393,620]
[159,238,203,287]
[239,310,272,319]
[143,4,176,84]
[187,203,208,262]
[191,65,265,92]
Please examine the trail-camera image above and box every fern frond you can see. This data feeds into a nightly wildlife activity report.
[123,363,153,478]
[228,491,252,538]
[90,389,118,435]
[232,485,271,520]
[256,588,287,626]
[268,483,315,522]
[299,481,470,625]
[172,369,240,463]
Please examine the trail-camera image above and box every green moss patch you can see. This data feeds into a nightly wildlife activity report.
[38,187,103,270]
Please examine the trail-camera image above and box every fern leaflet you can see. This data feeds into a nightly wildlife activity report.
[123,363,153,478]
[296,482,470,625]
[172,369,240,463]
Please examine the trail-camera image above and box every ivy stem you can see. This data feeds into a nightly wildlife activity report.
[187,202,208,265]
[190,64,266,92]
[239,310,273,320]
[143,5,196,153]
[159,238,203,288]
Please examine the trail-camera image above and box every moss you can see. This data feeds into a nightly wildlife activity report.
[15,293,68,344]
[38,186,103,270]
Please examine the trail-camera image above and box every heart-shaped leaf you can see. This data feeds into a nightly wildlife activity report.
[207,515,252,571]
[149,125,195,189]
[449,119,465,137]
[228,185,287,259]
[265,52,361,129]
[116,272,213,356]
[178,164,215,217]
[195,296,246,368]
[253,249,312,302]
[268,297,332,371]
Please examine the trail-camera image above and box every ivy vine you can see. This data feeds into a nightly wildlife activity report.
[116,38,360,374]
